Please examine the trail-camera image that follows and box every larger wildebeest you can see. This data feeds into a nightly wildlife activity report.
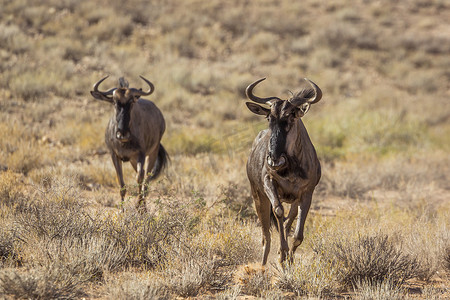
[90,76,168,210]
[245,78,322,265]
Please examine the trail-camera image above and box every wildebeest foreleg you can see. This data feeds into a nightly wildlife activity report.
[263,175,283,217]
[263,175,289,264]
[290,190,313,258]
[111,153,126,210]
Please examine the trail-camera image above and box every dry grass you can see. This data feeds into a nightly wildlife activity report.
[330,234,420,287]
[276,256,336,297]
[0,0,449,298]
[354,279,405,300]
[102,272,169,300]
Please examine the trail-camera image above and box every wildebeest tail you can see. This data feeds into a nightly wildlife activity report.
[149,144,169,180]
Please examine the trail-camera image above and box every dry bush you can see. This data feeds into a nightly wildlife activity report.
[103,272,168,300]
[316,22,379,50]
[11,176,207,276]
[276,256,336,297]
[235,264,272,297]
[161,258,216,297]
[445,245,450,272]
[156,216,258,297]
[0,24,30,54]
[219,182,255,219]
[354,279,405,300]
[401,218,449,282]
[164,129,216,156]
[193,220,258,267]
[15,201,128,279]
[0,228,20,268]
[215,285,241,300]
[0,171,25,207]
[329,233,420,287]
[318,153,449,199]
[0,265,87,299]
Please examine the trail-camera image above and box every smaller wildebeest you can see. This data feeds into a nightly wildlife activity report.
[245,78,322,265]
[90,76,168,211]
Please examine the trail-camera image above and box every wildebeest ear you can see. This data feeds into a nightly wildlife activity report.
[246,102,270,116]
[90,91,113,103]
[133,89,143,102]
[297,103,310,117]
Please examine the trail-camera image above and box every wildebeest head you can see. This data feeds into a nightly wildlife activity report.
[90,76,154,142]
[245,78,322,170]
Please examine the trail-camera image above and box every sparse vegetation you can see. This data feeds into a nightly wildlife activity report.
[0,0,448,298]
[330,234,420,287]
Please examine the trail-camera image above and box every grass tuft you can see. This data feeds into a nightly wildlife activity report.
[330,233,420,287]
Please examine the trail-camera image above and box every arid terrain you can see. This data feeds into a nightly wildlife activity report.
[0,0,449,298]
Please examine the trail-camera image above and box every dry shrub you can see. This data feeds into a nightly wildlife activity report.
[354,278,405,300]
[235,264,272,297]
[316,22,379,50]
[215,285,241,300]
[401,219,448,282]
[330,234,420,287]
[105,210,183,269]
[318,153,448,199]
[0,24,30,54]
[319,162,373,199]
[154,210,258,297]
[444,244,450,272]
[157,222,249,296]
[0,228,19,268]
[276,256,336,297]
[16,201,128,280]
[164,129,216,156]
[219,182,255,219]
[103,272,168,300]
[11,177,206,279]
[5,142,46,175]
[0,171,24,207]
[192,219,258,267]
[162,258,216,297]
[0,265,87,299]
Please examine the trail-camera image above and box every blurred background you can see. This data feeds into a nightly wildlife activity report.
[1,0,448,190]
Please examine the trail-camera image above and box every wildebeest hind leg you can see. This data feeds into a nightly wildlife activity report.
[285,201,299,236]
[142,153,158,198]
[135,153,147,211]
[111,153,126,211]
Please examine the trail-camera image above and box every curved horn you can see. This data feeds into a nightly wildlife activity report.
[130,75,155,97]
[304,78,322,104]
[245,78,282,104]
[92,75,116,95]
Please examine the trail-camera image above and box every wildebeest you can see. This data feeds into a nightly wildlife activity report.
[90,76,168,210]
[245,78,322,265]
